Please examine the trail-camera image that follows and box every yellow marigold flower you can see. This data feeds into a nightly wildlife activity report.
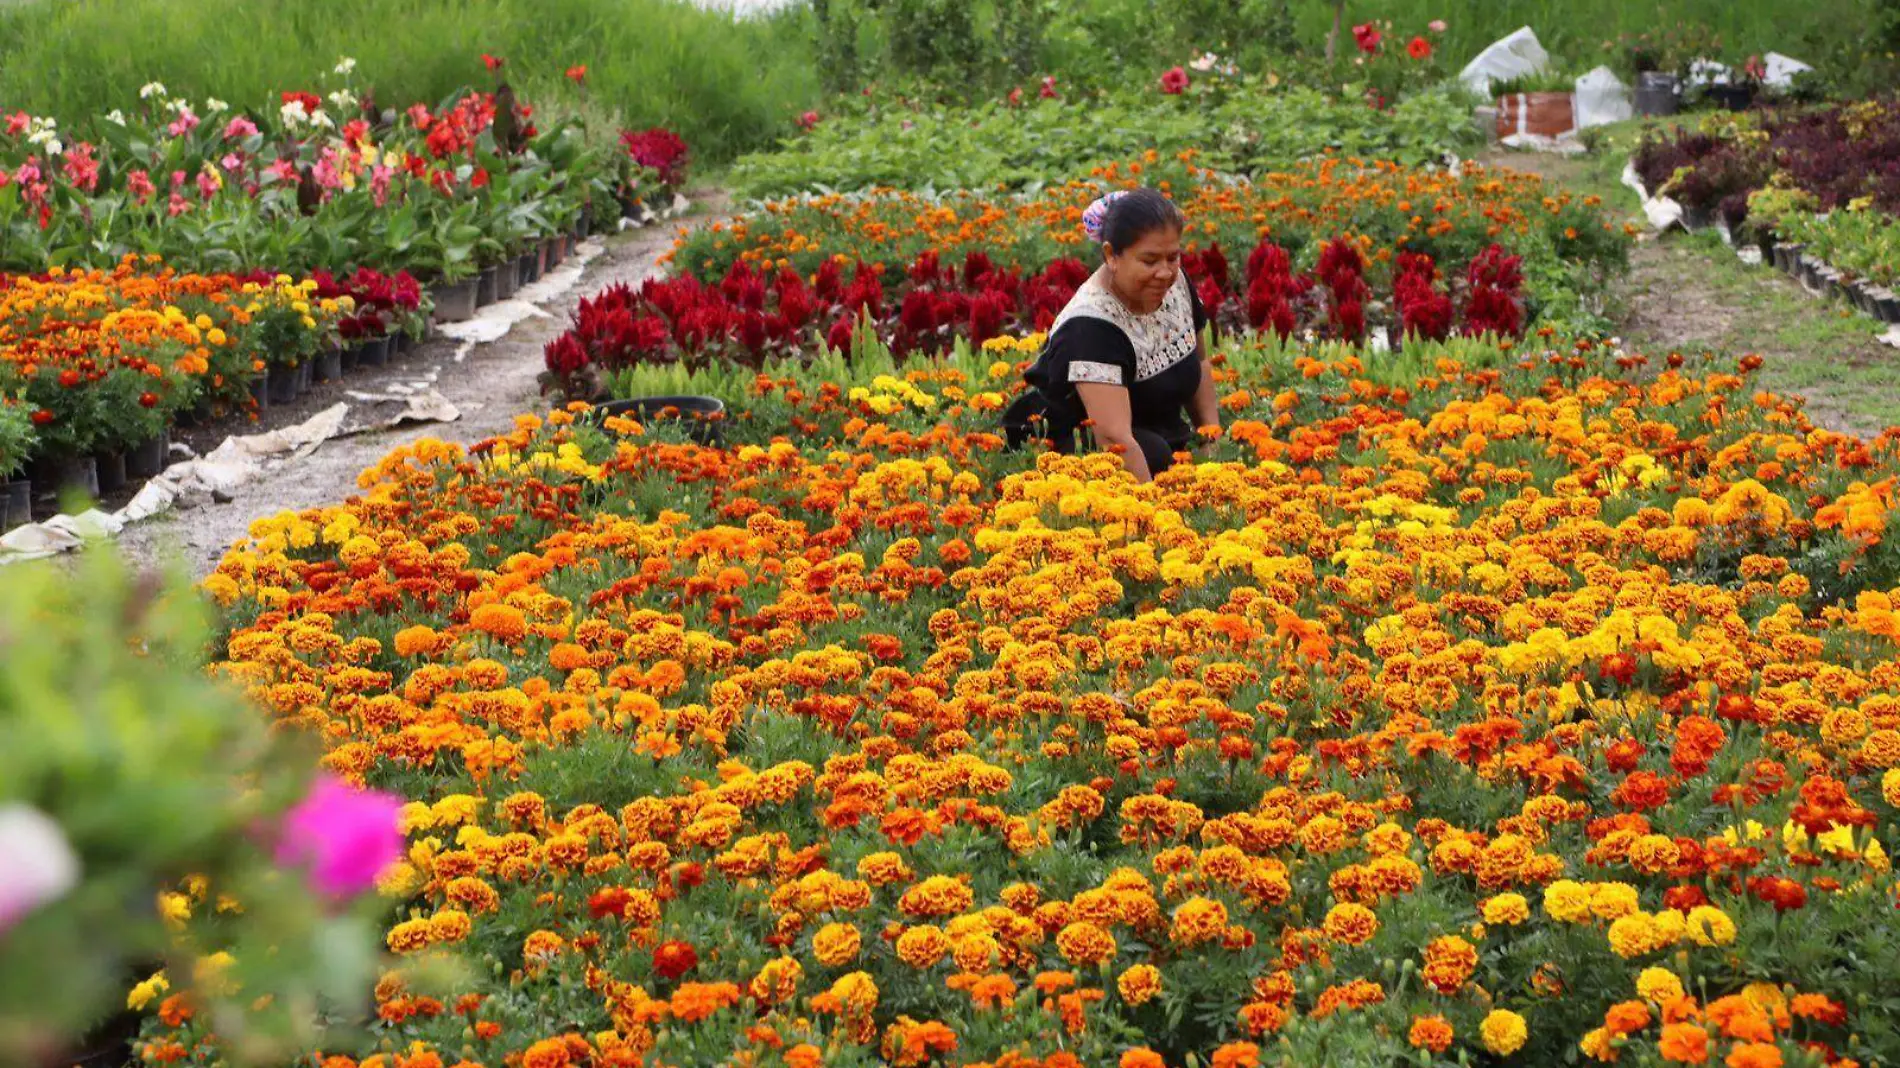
[1055,920,1117,967]
[127,971,170,1011]
[1321,902,1379,946]
[1480,1009,1528,1055]
[896,925,950,969]
[1117,963,1162,1006]
[1637,966,1685,1005]
[1684,905,1737,947]
[813,922,862,967]
[1482,893,1531,926]
[1171,895,1231,946]
[1606,912,1664,959]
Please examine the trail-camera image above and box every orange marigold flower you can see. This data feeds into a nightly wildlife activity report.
[1408,1014,1454,1052]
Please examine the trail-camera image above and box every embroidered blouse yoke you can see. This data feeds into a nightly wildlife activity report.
[1024,271,1208,448]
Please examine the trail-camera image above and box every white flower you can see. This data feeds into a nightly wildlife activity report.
[165,98,191,114]
[0,806,80,934]
[1189,52,1219,72]
[205,97,229,113]
[105,109,127,126]
[308,108,334,130]
[138,81,167,100]
[333,56,357,76]
[280,99,310,127]
[326,89,358,113]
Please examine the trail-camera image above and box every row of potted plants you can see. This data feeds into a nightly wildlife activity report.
[0,59,690,298]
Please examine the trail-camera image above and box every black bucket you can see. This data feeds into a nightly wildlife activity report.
[586,395,726,446]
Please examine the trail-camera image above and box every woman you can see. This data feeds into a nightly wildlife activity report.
[1005,187,1220,482]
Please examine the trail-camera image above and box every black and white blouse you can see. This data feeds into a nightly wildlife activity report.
[1024,271,1208,449]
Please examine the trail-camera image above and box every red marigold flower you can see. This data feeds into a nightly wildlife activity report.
[1159,66,1190,94]
[1407,35,1433,59]
[138,391,159,408]
[653,940,698,980]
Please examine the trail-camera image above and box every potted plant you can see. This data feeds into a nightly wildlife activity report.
[0,396,33,531]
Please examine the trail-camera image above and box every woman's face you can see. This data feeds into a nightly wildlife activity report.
[1105,225,1183,311]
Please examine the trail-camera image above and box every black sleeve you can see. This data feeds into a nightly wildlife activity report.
[1025,318,1137,394]
[1185,271,1208,335]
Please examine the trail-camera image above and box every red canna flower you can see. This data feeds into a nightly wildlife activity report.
[481,53,504,71]
[565,65,587,84]
[1159,66,1190,95]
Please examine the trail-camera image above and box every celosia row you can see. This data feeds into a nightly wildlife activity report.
[671,154,1629,322]
[142,335,1900,1067]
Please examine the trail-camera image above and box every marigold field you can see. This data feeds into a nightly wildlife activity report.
[131,332,1900,1068]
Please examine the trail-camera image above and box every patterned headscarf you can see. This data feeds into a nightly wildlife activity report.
[1080,190,1131,244]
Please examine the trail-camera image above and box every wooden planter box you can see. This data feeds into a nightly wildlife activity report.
[1495,92,1576,139]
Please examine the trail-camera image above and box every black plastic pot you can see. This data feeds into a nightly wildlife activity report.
[1,479,29,530]
[476,266,499,307]
[1876,289,1900,324]
[126,432,169,479]
[434,279,478,323]
[267,363,301,405]
[1703,82,1756,111]
[249,375,270,412]
[495,257,520,300]
[297,359,315,395]
[94,449,128,494]
[312,346,344,383]
[587,395,726,446]
[357,336,391,368]
[1634,72,1680,116]
[30,452,98,501]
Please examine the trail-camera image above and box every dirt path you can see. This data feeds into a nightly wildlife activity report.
[113,193,726,579]
[1482,147,1897,437]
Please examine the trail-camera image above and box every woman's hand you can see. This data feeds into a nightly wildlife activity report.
[1075,381,1153,482]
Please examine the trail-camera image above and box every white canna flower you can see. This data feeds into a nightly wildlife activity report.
[205,97,229,113]
[326,89,357,113]
[280,99,309,127]
[138,81,167,100]
[105,109,127,126]
[334,57,357,76]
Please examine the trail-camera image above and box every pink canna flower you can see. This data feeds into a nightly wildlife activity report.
[166,191,191,217]
[266,157,299,184]
[196,167,221,201]
[220,152,243,172]
[166,107,200,138]
[4,112,28,136]
[370,163,394,207]
[127,169,156,204]
[275,775,404,900]
[223,115,259,140]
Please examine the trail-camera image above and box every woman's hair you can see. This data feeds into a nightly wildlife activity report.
[1091,187,1185,254]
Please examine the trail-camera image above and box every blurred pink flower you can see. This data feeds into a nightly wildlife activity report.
[1159,66,1190,94]
[266,158,299,183]
[127,169,155,204]
[223,115,259,140]
[4,112,28,136]
[1429,19,1447,32]
[275,775,403,900]
[798,110,821,131]
[220,152,243,172]
[0,806,79,936]
[166,192,191,217]
[166,107,200,139]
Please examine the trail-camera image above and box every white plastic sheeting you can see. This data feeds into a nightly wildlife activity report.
[1458,26,1550,97]
[1574,66,1633,129]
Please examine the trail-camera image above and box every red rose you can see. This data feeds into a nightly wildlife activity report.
[1158,66,1190,95]
[1407,35,1432,59]
[652,940,697,980]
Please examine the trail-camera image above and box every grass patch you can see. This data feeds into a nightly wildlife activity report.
[0,0,820,162]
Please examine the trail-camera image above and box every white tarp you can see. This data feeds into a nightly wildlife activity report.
[1459,26,1550,97]
[1763,52,1814,88]
[1574,66,1633,129]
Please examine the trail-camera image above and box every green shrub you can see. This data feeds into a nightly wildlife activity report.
[728,81,1481,198]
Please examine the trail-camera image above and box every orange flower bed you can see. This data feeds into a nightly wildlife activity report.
[139,337,1900,1067]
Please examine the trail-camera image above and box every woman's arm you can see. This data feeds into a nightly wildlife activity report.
[1188,341,1220,431]
[1075,381,1154,482]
